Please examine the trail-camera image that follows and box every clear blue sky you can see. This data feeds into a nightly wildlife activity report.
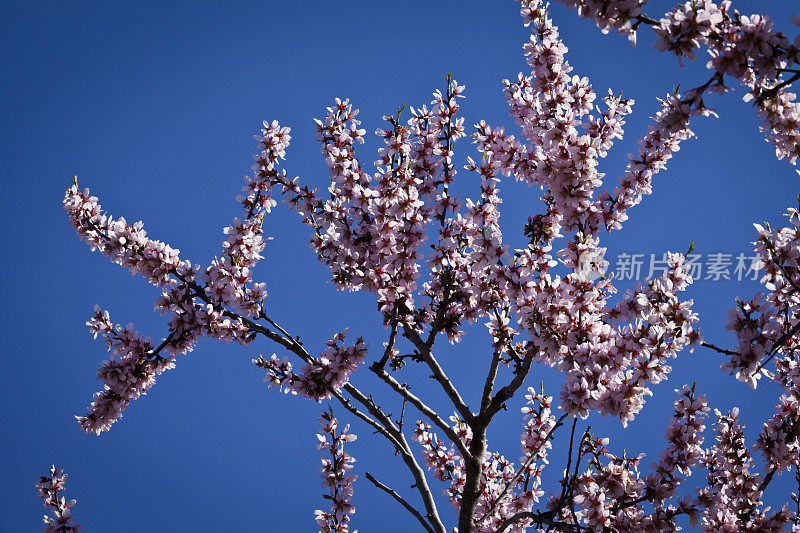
[2,1,799,531]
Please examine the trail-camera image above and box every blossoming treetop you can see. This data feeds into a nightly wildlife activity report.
[51,0,800,531]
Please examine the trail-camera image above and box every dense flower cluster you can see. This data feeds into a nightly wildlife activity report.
[63,118,292,434]
[541,0,800,166]
[256,87,468,326]
[412,387,713,532]
[715,208,800,492]
[253,330,368,401]
[647,385,709,505]
[314,411,358,533]
[63,177,188,287]
[76,306,174,434]
[697,408,792,530]
[36,466,81,533]
[204,120,283,314]
[484,13,635,233]
[530,0,643,43]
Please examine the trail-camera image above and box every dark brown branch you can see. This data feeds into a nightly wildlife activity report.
[479,345,536,424]
[701,342,740,357]
[758,466,777,495]
[329,389,401,450]
[459,344,537,533]
[341,383,447,533]
[376,317,399,369]
[559,419,579,505]
[249,310,447,533]
[183,269,447,533]
[611,492,652,514]
[369,362,470,458]
[458,427,487,533]
[753,321,800,376]
[496,510,582,533]
[258,311,299,345]
[365,472,435,533]
[403,326,474,423]
[480,349,502,415]
[634,14,659,26]
[755,72,800,106]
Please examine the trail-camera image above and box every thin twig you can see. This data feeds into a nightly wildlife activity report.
[365,472,435,533]
[403,326,474,424]
[369,362,470,459]
[701,342,740,357]
[341,383,447,533]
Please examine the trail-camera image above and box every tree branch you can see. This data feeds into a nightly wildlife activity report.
[479,344,536,424]
[365,472,435,533]
[341,383,447,533]
[403,326,474,423]
[369,362,470,459]
[480,349,502,415]
[329,389,401,450]
[496,510,583,533]
[701,342,740,357]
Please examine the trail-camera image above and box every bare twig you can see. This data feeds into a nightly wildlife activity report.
[701,342,740,357]
[369,362,470,459]
[365,472,435,533]
[342,383,447,533]
[403,326,474,424]
[329,389,401,450]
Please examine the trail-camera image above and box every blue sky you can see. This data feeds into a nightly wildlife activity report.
[3,1,799,531]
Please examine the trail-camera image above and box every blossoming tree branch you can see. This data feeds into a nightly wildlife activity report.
[48,0,800,531]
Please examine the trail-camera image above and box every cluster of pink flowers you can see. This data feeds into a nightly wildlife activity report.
[519,387,556,483]
[531,0,644,43]
[511,237,700,423]
[697,408,792,530]
[596,88,714,233]
[414,417,466,496]
[646,385,709,505]
[253,330,367,401]
[654,0,728,64]
[486,12,634,233]
[36,466,82,533]
[756,392,800,475]
[77,306,174,434]
[257,87,468,326]
[63,177,188,287]
[722,293,775,387]
[314,411,358,533]
[63,118,294,434]
[457,6,704,429]
[411,386,709,532]
[716,208,800,485]
[541,0,800,166]
[203,120,284,315]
